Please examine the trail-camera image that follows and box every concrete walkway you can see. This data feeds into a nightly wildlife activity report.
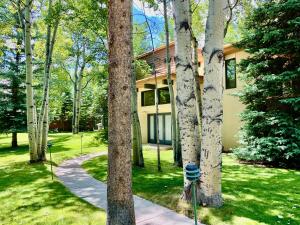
[55,152,200,225]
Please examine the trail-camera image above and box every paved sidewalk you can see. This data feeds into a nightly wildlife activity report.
[55,152,201,225]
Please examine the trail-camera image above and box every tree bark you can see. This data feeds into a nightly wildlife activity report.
[107,0,136,223]
[131,64,144,167]
[142,3,161,171]
[24,0,38,162]
[37,0,60,160]
[74,52,86,134]
[72,52,80,134]
[173,0,199,200]
[200,0,225,208]
[191,34,202,161]
[11,132,18,148]
[163,0,181,166]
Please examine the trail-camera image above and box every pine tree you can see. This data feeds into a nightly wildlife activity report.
[0,7,26,148]
[107,0,136,223]
[235,0,300,168]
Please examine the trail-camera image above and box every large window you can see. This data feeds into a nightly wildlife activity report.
[225,58,236,89]
[141,87,170,106]
[158,87,170,104]
[141,90,155,106]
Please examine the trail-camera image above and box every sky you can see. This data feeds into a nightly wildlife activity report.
[132,1,165,48]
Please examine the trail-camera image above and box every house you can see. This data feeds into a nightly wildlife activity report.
[136,42,248,151]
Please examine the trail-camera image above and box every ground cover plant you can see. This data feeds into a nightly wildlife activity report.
[83,149,300,225]
[0,132,106,225]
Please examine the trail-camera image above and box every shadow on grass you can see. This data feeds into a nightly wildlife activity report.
[0,134,73,158]
[0,160,102,224]
[83,153,300,225]
[212,163,300,225]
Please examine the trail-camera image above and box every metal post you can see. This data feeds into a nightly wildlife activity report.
[49,146,53,180]
[48,142,53,180]
[192,181,198,225]
[80,134,83,154]
[185,163,200,225]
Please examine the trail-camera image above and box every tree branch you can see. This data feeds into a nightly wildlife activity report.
[224,0,239,38]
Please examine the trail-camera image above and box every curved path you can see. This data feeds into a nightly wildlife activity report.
[55,152,201,225]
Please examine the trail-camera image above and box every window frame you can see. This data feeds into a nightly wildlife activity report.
[225,58,237,89]
[141,90,155,106]
[158,87,170,105]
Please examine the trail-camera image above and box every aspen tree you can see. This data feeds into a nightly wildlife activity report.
[173,0,200,199]
[24,0,38,162]
[200,0,225,207]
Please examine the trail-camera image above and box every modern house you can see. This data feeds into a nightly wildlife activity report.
[136,42,249,151]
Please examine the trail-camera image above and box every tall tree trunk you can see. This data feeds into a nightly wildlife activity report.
[12,132,18,148]
[131,64,144,167]
[11,33,22,149]
[191,33,202,161]
[40,17,59,159]
[200,0,225,208]
[74,55,86,134]
[163,0,181,166]
[173,0,199,200]
[107,0,136,223]
[24,0,38,162]
[72,54,80,134]
[37,0,60,160]
[142,3,161,171]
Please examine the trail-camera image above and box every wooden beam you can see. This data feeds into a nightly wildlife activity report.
[144,84,156,89]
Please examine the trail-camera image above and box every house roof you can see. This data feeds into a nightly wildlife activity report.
[136,42,242,86]
[136,42,240,60]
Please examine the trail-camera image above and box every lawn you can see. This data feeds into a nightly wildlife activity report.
[83,149,300,225]
[0,132,107,225]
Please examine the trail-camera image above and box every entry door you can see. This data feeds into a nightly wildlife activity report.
[148,113,172,145]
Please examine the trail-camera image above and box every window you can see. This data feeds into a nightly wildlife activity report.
[225,58,236,89]
[158,87,170,104]
[141,90,155,106]
[141,87,170,106]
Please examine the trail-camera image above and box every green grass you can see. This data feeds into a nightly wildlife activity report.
[0,132,107,225]
[83,149,300,225]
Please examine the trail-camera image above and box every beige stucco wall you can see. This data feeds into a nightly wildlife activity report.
[222,50,249,150]
[137,50,249,151]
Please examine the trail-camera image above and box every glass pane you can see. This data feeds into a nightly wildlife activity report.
[158,87,170,104]
[143,90,155,106]
[225,59,236,89]
[165,114,171,141]
[158,115,164,140]
[150,115,154,139]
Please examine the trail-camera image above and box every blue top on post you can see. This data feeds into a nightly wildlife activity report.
[47,141,53,148]
[185,163,200,182]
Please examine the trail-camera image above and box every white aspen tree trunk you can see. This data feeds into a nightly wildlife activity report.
[200,0,225,208]
[24,0,38,162]
[38,0,60,160]
[41,97,49,160]
[107,0,136,223]
[163,0,181,166]
[37,0,52,159]
[173,0,199,199]
[40,17,60,160]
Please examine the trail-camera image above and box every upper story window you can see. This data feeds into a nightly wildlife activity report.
[225,58,237,89]
[141,90,155,106]
[141,87,170,106]
[158,87,170,104]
